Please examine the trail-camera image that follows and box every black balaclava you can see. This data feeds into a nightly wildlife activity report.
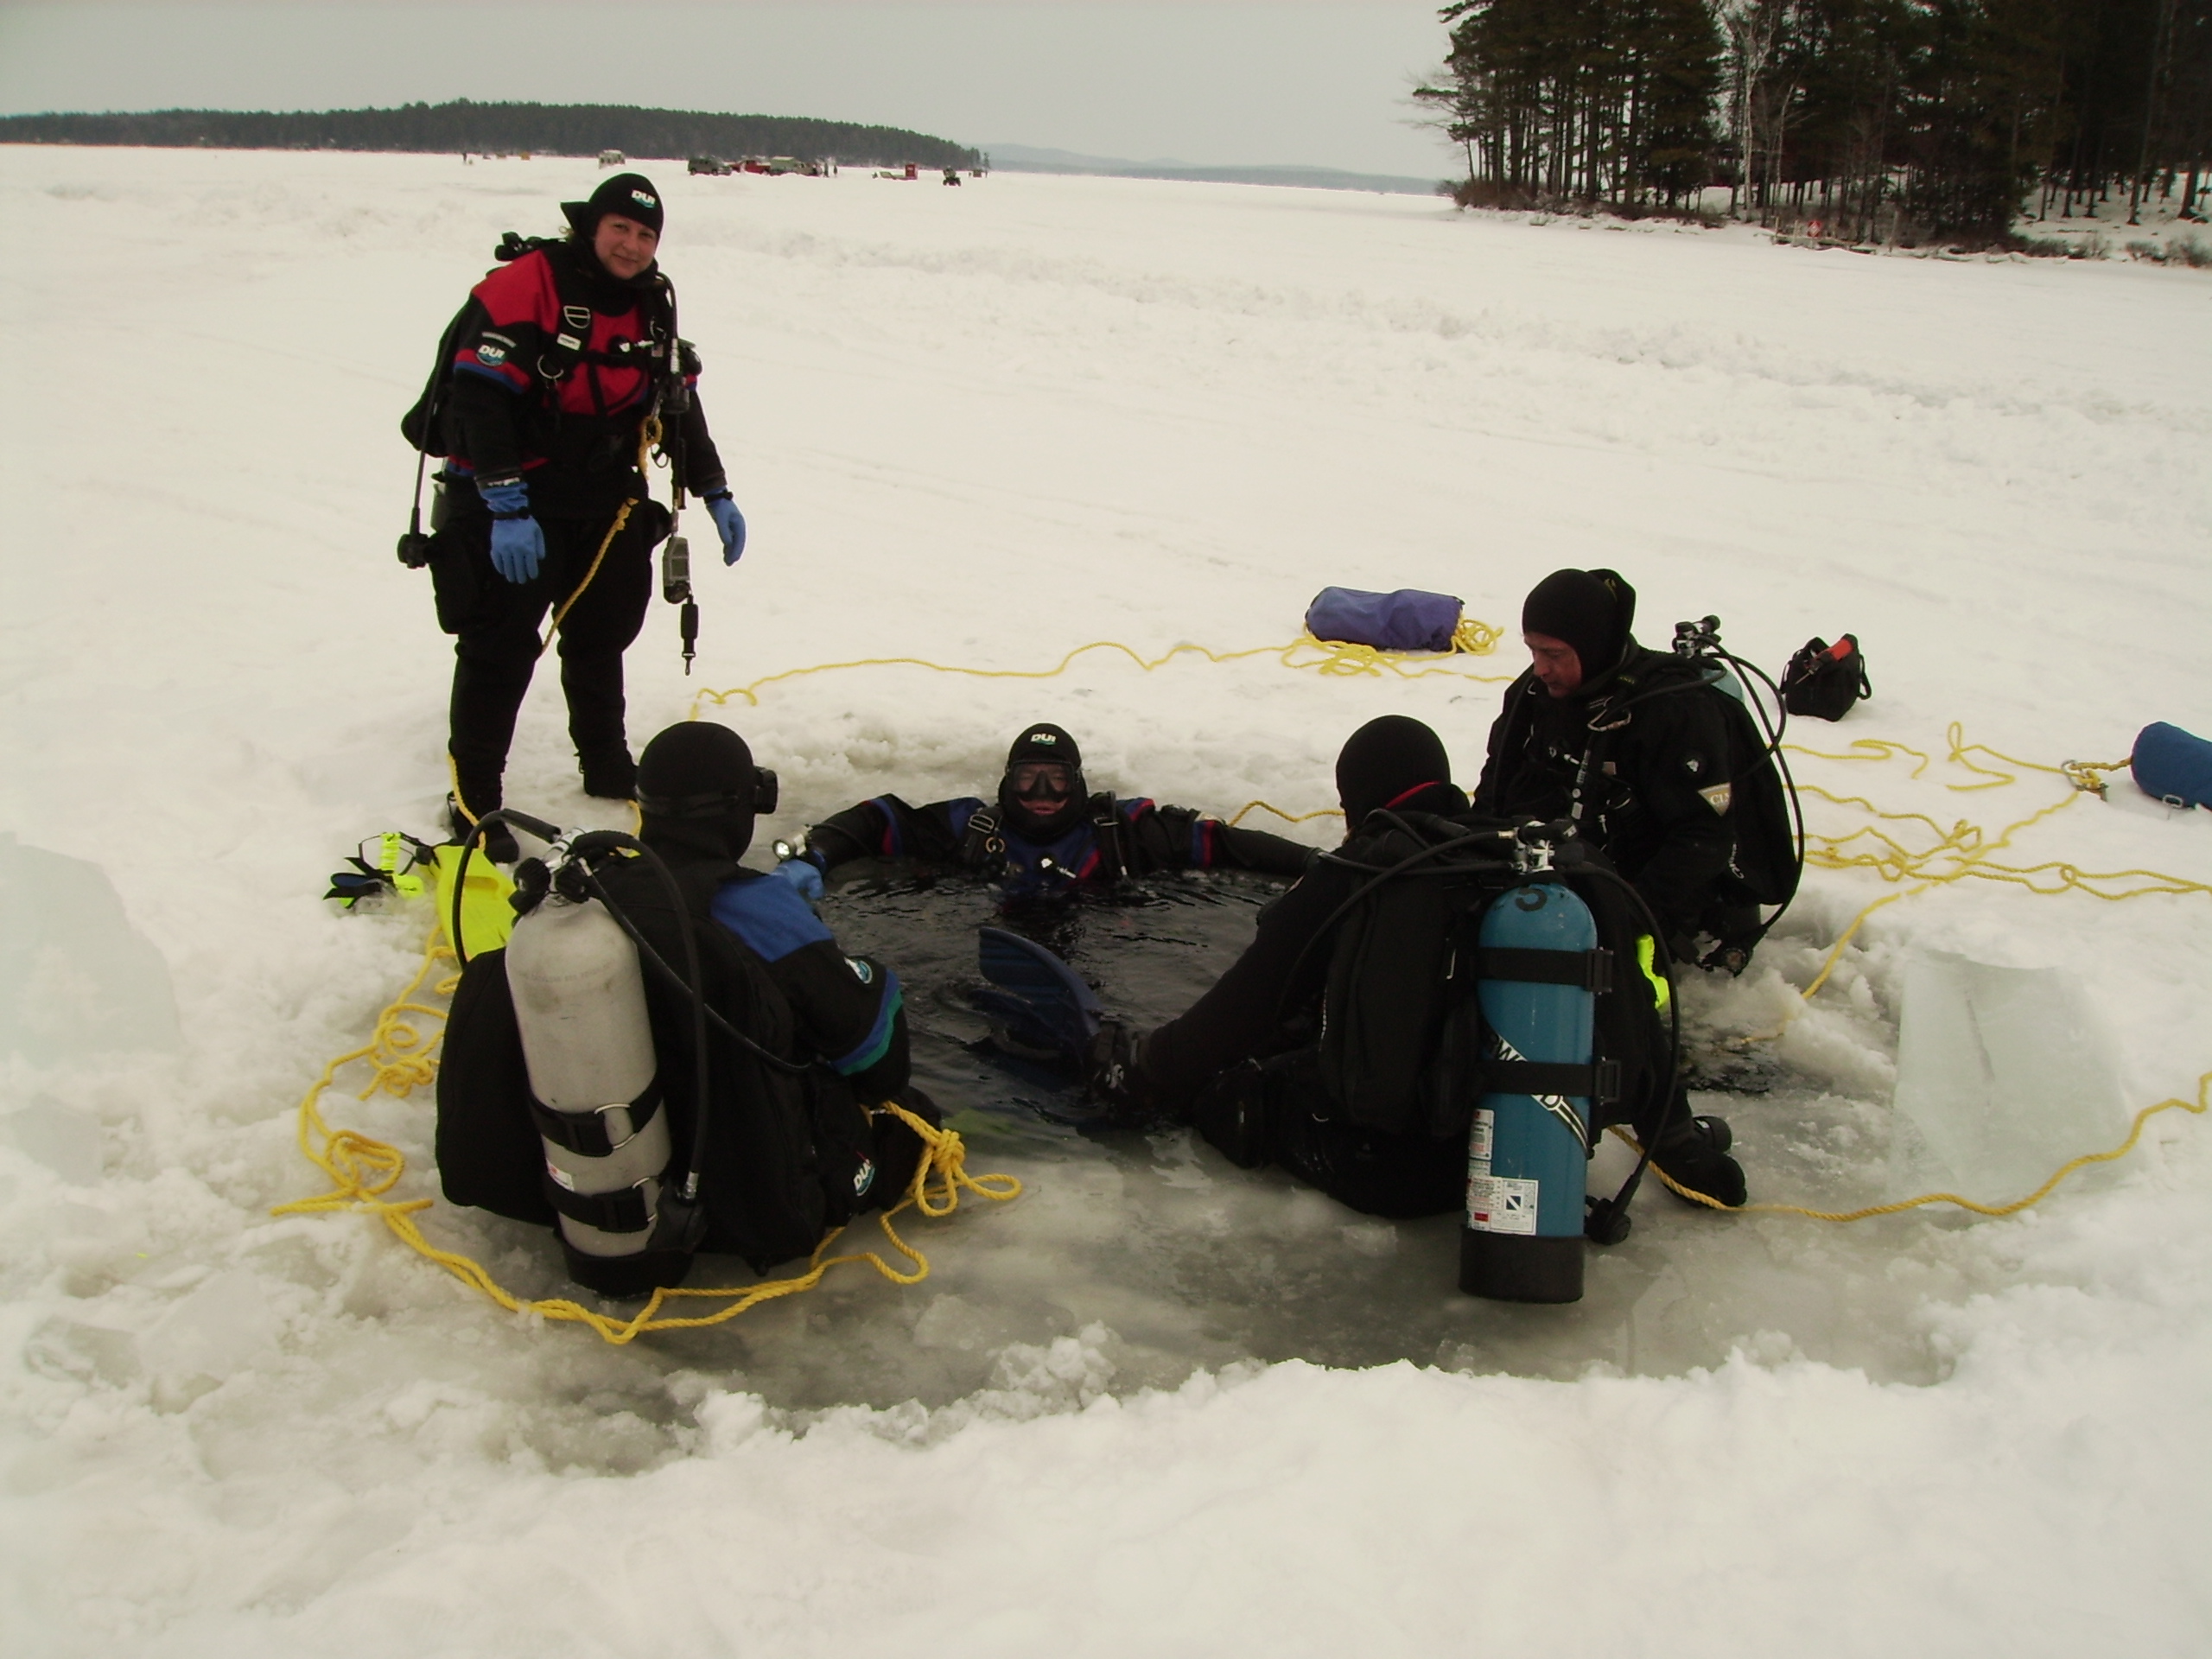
[562,172,666,240]
[996,722,1087,840]
[636,721,757,868]
[1521,568,1638,690]
[1335,715,1452,828]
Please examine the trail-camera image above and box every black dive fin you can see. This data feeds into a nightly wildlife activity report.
[973,926,1103,1065]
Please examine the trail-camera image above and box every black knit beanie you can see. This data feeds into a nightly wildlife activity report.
[563,172,665,239]
[636,721,756,862]
[1521,568,1637,683]
[1335,715,1452,826]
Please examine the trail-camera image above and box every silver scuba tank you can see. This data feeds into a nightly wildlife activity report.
[504,891,669,1261]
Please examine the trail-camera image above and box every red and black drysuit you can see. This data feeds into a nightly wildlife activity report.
[429,238,730,810]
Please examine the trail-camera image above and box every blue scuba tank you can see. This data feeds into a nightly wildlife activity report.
[1459,879,1597,1304]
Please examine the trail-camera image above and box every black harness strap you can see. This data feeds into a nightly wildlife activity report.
[1089,792,1125,881]
[960,806,1006,873]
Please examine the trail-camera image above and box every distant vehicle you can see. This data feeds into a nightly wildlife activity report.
[597,149,626,168]
[688,155,732,176]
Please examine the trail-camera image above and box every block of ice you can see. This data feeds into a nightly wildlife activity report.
[1889,950,2128,1204]
[0,1097,104,1184]
[137,1270,281,1382]
[0,832,181,1063]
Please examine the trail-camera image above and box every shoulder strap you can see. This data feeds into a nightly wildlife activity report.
[960,806,1006,873]
[1089,792,1124,881]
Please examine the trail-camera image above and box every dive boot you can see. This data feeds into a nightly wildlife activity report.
[447,794,519,865]
[1652,1113,1746,1209]
[579,747,638,802]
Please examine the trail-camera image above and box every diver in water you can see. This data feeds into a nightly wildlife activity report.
[776,722,1318,897]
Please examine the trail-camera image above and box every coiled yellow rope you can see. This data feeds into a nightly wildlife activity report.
[276,924,1020,1344]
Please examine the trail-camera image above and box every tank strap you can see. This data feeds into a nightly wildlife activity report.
[539,1176,655,1236]
[527,1077,664,1160]
[1481,1058,1622,1106]
[1475,945,1614,993]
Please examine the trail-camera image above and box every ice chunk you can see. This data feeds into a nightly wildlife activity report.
[1889,950,2128,1204]
[137,1270,281,1382]
[0,1097,104,1184]
[0,832,181,1063]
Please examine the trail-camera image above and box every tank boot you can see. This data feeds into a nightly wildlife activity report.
[1652,1113,1746,1209]
[578,747,638,802]
[447,792,520,865]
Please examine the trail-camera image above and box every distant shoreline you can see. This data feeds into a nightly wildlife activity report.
[0,100,980,171]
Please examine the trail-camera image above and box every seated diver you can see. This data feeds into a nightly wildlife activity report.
[1081,714,1745,1218]
[435,719,938,1296]
[779,721,1317,894]
[1474,567,1796,979]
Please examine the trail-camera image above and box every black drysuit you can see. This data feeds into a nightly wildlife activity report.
[1139,782,1477,1218]
[1474,644,1764,957]
[435,842,931,1277]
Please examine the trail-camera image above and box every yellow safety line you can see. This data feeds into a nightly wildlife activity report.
[1612,1067,2209,1220]
[276,925,1020,1344]
[690,627,1514,715]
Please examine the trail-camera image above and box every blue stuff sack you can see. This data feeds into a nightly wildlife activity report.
[2132,721,2212,809]
[1305,587,1465,654]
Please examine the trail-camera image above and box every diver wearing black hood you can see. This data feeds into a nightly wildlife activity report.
[1474,568,1767,963]
[1080,716,1476,1215]
[789,722,1316,893]
[579,721,933,1265]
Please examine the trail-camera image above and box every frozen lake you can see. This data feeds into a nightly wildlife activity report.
[3,147,2209,1654]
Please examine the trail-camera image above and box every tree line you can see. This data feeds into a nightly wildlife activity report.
[0,101,981,171]
[1417,0,2212,241]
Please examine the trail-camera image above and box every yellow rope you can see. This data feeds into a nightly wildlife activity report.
[690,627,1515,715]
[1226,800,1344,829]
[1611,1066,2209,1221]
[277,925,1020,1344]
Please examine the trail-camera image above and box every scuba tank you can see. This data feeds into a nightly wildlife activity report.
[1460,876,1599,1305]
[505,889,674,1272]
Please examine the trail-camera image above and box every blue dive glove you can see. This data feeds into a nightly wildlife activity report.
[703,490,747,565]
[770,857,824,902]
[479,478,543,584]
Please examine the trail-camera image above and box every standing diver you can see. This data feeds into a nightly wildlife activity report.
[411,173,749,861]
[776,723,1319,897]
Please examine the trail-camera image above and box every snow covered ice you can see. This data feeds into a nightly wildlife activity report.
[3,148,2210,1653]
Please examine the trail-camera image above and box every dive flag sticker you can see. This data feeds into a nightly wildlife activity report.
[1467,1174,1539,1236]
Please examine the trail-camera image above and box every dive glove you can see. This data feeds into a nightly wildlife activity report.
[770,857,825,901]
[703,490,747,565]
[479,478,544,584]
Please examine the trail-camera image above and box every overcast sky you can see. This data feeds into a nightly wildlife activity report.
[0,2,1459,176]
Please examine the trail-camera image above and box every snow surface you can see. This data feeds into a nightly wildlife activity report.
[3,147,2210,1655]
